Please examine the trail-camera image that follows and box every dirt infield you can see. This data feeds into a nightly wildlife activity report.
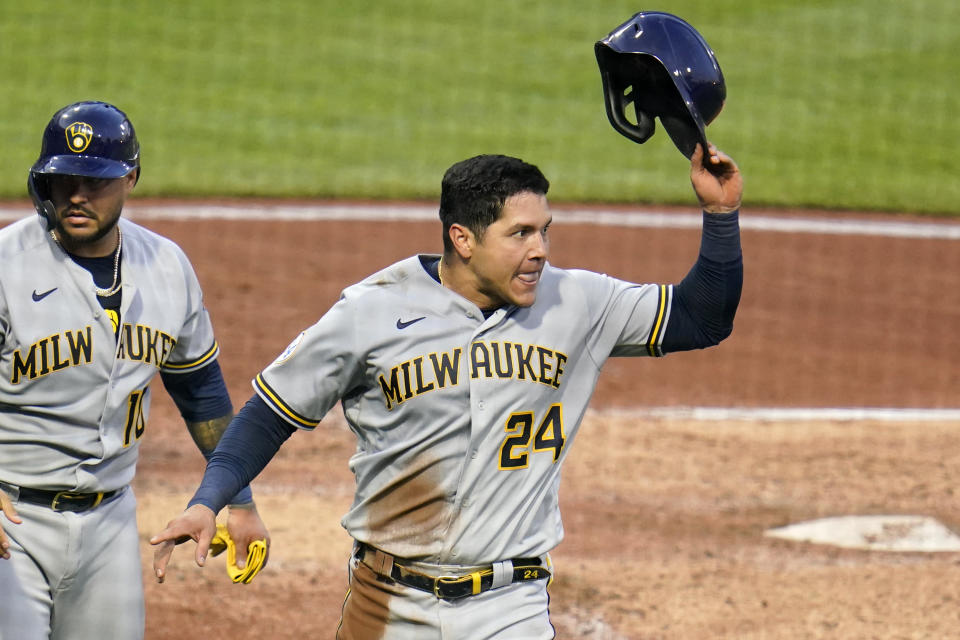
[101,207,959,638]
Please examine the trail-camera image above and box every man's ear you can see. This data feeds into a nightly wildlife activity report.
[448,223,475,259]
[123,170,138,194]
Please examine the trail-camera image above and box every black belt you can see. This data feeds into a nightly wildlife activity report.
[355,543,550,600]
[16,487,120,513]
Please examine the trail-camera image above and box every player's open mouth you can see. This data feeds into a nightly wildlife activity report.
[516,271,540,285]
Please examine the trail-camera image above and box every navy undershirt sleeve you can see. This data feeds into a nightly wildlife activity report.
[161,360,257,503]
[160,359,233,422]
[661,210,743,352]
[188,394,297,513]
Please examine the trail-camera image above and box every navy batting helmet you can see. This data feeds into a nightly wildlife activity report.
[28,101,140,229]
[595,12,725,159]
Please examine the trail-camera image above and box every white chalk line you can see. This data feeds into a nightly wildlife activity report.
[588,406,960,422]
[1,203,958,239]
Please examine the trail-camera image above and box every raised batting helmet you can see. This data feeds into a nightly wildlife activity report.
[28,101,140,229]
[595,11,725,159]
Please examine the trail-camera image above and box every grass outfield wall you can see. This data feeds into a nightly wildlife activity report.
[1,1,957,214]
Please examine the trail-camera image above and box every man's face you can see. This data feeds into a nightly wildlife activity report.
[47,172,135,252]
[467,191,551,309]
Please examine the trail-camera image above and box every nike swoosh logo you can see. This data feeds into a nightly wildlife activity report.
[396,316,426,330]
[32,288,58,302]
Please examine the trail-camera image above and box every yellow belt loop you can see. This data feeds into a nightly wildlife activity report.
[471,571,482,595]
[91,492,105,508]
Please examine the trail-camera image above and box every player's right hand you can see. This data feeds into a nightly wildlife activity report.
[690,142,742,214]
[149,503,217,582]
[0,489,24,560]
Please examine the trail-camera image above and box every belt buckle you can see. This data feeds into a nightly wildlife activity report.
[433,575,463,599]
[51,491,103,512]
[434,572,482,599]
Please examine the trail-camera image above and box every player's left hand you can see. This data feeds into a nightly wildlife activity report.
[690,142,743,214]
[224,502,270,573]
[149,503,217,583]
[0,488,24,560]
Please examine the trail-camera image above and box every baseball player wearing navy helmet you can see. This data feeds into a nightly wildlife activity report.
[0,101,269,640]
[150,132,743,636]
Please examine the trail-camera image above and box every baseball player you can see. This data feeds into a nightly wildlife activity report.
[0,101,269,640]
[151,142,743,638]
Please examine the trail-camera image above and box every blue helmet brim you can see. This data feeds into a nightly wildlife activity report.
[30,155,136,179]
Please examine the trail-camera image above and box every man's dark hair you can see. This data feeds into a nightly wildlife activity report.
[439,154,550,252]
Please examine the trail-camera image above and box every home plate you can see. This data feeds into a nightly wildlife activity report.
[764,515,960,552]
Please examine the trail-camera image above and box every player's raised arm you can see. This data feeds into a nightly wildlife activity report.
[655,141,743,354]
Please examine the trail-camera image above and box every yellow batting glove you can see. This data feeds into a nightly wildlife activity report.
[209,523,268,584]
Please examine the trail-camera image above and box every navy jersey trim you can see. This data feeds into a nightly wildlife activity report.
[254,372,320,428]
[162,341,219,372]
[646,285,670,357]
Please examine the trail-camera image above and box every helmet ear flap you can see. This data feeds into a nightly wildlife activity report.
[598,72,656,144]
[596,45,656,144]
[597,47,701,156]
[27,173,57,231]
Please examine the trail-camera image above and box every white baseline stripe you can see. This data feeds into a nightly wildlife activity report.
[589,407,960,422]
[1,204,958,239]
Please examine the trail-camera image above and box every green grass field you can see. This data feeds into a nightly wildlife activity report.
[1,0,957,214]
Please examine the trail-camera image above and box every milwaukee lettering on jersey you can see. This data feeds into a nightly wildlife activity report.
[469,341,567,388]
[10,323,178,384]
[378,350,461,410]
[10,327,94,383]
[377,341,568,410]
[116,323,177,366]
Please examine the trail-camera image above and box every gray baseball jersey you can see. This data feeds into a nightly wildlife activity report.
[0,215,220,493]
[254,254,671,564]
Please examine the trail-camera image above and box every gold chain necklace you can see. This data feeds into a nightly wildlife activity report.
[50,228,123,297]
